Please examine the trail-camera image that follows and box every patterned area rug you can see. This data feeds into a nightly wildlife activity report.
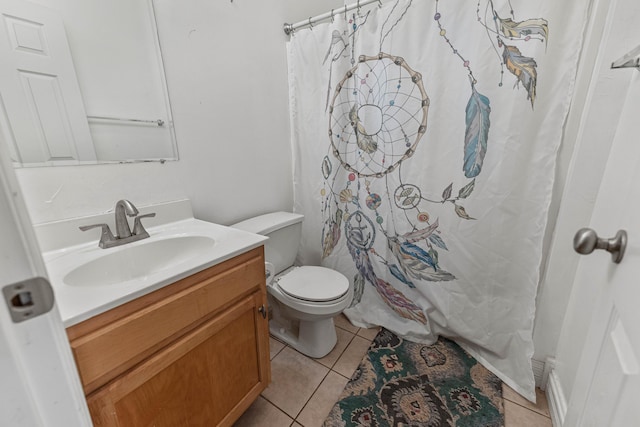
[323,329,504,426]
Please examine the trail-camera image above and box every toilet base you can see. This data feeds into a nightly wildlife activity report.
[269,317,338,358]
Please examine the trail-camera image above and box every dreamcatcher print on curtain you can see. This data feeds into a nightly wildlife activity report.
[289,0,589,400]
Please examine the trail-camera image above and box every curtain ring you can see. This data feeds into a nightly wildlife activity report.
[308,17,313,29]
[330,8,335,22]
[357,0,361,14]
[344,5,348,20]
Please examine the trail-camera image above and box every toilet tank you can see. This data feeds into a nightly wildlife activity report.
[231,212,304,274]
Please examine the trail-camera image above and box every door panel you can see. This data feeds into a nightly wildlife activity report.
[5,14,49,54]
[567,63,640,427]
[580,310,638,426]
[0,0,95,165]
[19,70,81,161]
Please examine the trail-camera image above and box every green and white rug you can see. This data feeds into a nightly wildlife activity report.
[323,329,504,427]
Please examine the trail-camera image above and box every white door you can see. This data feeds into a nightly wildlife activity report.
[563,69,640,425]
[0,0,95,166]
[0,111,91,423]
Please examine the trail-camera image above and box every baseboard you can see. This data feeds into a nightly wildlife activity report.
[532,358,545,388]
[546,369,567,427]
[540,356,556,390]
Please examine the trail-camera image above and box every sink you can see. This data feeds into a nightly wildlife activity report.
[63,235,216,287]
[42,214,268,327]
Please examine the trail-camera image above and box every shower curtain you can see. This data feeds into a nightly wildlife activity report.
[289,0,589,400]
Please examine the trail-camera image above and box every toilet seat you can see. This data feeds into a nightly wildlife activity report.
[276,266,349,303]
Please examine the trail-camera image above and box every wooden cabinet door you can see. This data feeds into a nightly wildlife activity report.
[87,291,269,427]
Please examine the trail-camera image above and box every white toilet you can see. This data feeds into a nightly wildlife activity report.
[232,212,353,358]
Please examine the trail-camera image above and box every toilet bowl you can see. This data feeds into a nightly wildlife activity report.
[267,265,353,357]
[232,212,352,358]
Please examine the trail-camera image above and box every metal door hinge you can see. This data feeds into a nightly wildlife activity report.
[2,277,54,323]
[258,305,267,319]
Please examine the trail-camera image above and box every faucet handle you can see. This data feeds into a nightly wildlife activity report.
[79,223,116,249]
[132,213,156,237]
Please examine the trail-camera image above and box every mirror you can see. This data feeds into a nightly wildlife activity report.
[0,0,177,167]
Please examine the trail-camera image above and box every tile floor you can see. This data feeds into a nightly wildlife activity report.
[234,314,552,427]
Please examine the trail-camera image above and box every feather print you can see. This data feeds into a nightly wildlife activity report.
[398,187,414,198]
[458,179,475,199]
[402,218,439,243]
[323,30,347,64]
[497,15,549,44]
[324,33,349,111]
[322,209,342,258]
[502,44,538,107]
[388,264,415,288]
[454,204,475,220]
[349,273,365,307]
[325,65,334,111]
[349,105,378,154]
[399,240,437,272]
[463,86,491,178]
[388,236,456,282]
[346,226,427,324]
[428,233,448,250]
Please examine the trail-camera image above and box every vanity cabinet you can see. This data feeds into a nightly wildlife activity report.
[66,247,269,427]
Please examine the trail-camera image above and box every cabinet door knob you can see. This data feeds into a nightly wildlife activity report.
[258,305,267,319]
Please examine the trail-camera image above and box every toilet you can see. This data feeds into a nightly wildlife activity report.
[232,212,353,358]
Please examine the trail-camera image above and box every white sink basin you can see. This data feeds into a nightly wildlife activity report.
[43,217,267,326]
[63,235,216,287]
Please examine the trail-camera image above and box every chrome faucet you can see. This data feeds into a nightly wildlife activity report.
[80,200,156,249]
[115,199,138,238]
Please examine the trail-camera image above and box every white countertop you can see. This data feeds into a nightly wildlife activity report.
[42,212,266,327]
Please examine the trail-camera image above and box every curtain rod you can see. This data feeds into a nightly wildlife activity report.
[283,0,382,35]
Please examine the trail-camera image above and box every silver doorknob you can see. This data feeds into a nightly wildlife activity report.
[573,228,627,264]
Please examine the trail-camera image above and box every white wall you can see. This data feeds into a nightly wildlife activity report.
[532,0,609,363]
[151,0,344,225]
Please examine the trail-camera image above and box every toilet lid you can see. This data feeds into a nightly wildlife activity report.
[276,266,349,302]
